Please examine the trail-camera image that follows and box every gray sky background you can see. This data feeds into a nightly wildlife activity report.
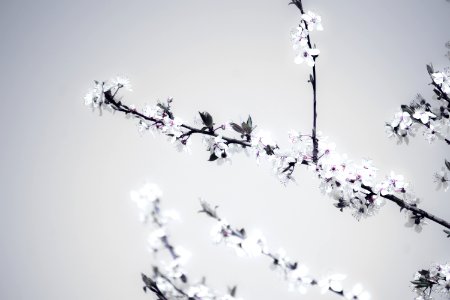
[0,0,449,299]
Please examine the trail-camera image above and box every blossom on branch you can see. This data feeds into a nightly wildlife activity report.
[290,11,322,66]
[301,11,323,31]
[132,183,243,300]
[386,64,450,146]
[83,77,450,234]
[200,200,370,299]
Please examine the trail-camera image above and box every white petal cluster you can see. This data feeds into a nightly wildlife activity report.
[211,221,266,258]
[110,75,133,91]
[375,171,408,196]
[302,11,324,31]
[386,93,449,145]
[291,11,322,66]
[432,69,450,95]
[413,108,436,125]
[84,81,104,107]
[345,284,371,300]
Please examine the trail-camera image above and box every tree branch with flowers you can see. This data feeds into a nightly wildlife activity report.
[84,0,450,299]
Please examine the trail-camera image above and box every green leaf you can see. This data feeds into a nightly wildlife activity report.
[199,111,214,128]
[229,286,237,297]
[230,122,244,134]
[247,115,253,129]
[426,64,434,74]
[411,280,430,288]
[208,153,219,161]
[401,104,415,115]
[264,145,275,155]
[445,160,450,171]
[444,229,450,238]
[241,121,251,133]
[198,199,219,219]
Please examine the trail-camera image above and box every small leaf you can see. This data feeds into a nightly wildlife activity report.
[230,122,244,134]
[229,286,237,297]
[411,280,430,288]
[426,64,434,74]
[444,229,450,238]
[199,111,213,128]
[198,199,220,219]
[242,121,251,134]
[445,160,450,171]
[247,115,253,129]
[264,145,275,155]
[208,153,219,161]
[180,274,187,283]
[401,104,415,115]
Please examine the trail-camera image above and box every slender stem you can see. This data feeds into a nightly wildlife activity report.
[106,97,252,148]
[292,0,319,162]
[312,66,318,161]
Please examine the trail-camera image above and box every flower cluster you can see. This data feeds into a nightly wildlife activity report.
[132,183,242,300]
[84,76,132,107]
[411,263,450,300]
[200,200,371,299]
[386,96,449,144]
[386,64,450,146]
[290,11,322,66]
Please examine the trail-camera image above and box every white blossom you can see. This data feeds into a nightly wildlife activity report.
[413,108,436,124]
[294,47,320,66]
[302,11,323,31]
[345,284,371,300]
[291,25,309,50]
[111,75,133,91]
[432,70,450,94]
[319,273,347,294]
[84,81,104,107]
[391,111,413,130]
